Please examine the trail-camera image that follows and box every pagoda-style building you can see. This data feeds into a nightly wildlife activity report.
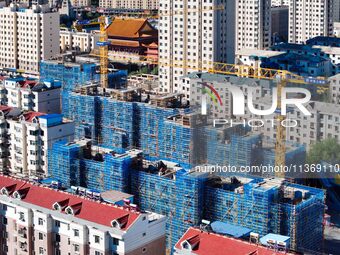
[106,18,158,61]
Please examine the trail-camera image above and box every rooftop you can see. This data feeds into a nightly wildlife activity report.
[236,48,285,58]
[307,36,340,46]
[175,227,294,255]
[0,175,141,230]
[106,18,156,38]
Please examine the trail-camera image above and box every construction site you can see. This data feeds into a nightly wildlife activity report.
[207,125,306,167]
[47,139,325,253]
[43,15,329,255]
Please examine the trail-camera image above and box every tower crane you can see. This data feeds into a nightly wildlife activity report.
[97,16,109,89]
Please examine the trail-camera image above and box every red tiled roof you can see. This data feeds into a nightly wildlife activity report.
[22,112,46,122]
[175,228,294,255]
[0,175,140,230]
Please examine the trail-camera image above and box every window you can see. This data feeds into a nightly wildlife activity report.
[38,218,43,225]
[74,244,79,252]
[55,234,60,242]
[112,238,119,245]
[94,235,100,244]
[19,212,25,221]
[3,217,7,225]
[39,247,44,254]
[95,252,102,255]
[74,229,79,237]
[38,232,43,240]
[55,220,60,227]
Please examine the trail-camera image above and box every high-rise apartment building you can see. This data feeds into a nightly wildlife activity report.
[0,175,166,255]
[272,0,289,6]
[289,0,333,43]
[158,0,235,95]
[99,0,158,9]
[0,4,59,74]
[235,0,271,51]
[334,0,340,22]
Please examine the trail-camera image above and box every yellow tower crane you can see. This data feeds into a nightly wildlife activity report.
[97,16,109,89]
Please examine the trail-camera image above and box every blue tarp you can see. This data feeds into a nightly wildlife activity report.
[211,221,252,238]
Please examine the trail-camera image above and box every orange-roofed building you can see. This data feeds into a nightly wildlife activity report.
[106,18,158,62]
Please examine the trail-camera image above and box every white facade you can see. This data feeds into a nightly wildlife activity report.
[0,4,59,74]
[0,78,61,113]
[289,0,333,43]
[158,0,235,95]
[99,0,158,9]
[0,112,75,177]
[236,0,271,51]
[60,29,99,53]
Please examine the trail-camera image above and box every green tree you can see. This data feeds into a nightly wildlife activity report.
[307,138,340,164]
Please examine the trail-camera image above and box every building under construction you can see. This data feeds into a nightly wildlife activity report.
[130,160,325,253]
[48,139,324,254]
[206,125,307,176]
[61,84,205,166]
[39,53,127,113]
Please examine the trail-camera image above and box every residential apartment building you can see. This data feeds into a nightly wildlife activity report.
[334,0,340,22]
[184,72,340,149]
[0,4,59,74]
[235,0,271,51]
[0,175,166,255]
[0,76,61,114]
[329,73,340,104]
[60,29,99,53]
[99,0,158,9]
[289,0,333,43]
[158,0,235,94]
[271,6,289,43]
[272,0,289,6]
[0,109,74,177]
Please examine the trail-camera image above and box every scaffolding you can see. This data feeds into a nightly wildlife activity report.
[48,140,81,187]
[206,125,307,176]
[129,160,207,253]
[48,140,133,192]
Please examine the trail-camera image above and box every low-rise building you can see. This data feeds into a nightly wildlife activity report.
[102,18,158,63]
[334,22,340,37]
[235,49,285,68]
[0,109,74,177]
[60,29,100,53]
[0,76,62,114]
[0,175,166,255]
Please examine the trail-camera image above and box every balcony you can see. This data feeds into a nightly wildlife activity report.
[18,228,27,238]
